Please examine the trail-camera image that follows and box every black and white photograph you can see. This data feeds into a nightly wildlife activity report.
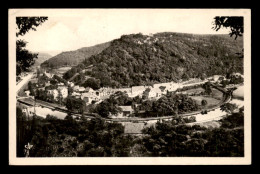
[8,9,251,165]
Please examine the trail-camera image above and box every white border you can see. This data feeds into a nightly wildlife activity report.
[9,9,251,165]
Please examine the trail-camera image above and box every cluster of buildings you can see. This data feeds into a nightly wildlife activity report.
[30,68,227,118]
[47,85,68,100]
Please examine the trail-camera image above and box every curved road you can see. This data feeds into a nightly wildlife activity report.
[18,83,234,125]
[16,73,34,94]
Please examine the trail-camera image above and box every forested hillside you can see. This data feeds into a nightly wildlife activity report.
[41,42,111,68]
[64,32,243,88]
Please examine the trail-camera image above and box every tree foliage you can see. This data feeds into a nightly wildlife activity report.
[212,16,243,40]
[201,99,208,106]
[16,17,48,75]
[65,33,242,88]
[140,111,244,157]
[16,40,39,75]
[16,17,48,37]
[66,97,86,114]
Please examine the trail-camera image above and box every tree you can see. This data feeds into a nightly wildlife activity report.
[16,40,39,75]
[201,99,208,106]
[83,78,101,90]
[36,68,40,77]
[57,90,63,105]
[16,17,48,75]
[68,86,73,95]
[66,97,73,111]
[142,88,151,100]
[202,82,212,95]
[220,103,238,114]
[220,80,229,88]
[159,86,166,92]
[65,97,86,114]
[16,17,48,37]
[212,17,243,40]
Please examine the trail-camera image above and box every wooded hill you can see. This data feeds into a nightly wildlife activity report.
[63,32,243,88]
[40,42,111,68]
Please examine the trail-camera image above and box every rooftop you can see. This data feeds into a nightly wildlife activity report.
[119,106,133,112]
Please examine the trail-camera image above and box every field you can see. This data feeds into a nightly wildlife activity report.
[181,87,204,95]
[181,87,223,108]
[233,85,244,100]
[190,95,221,108]
[211,88,223,100]
[54,66,72,75]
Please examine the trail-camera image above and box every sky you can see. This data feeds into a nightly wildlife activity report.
[12,9,243,56]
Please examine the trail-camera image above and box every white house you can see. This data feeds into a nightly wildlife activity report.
[45,81,51,87]
[48,89,58,100]
[130,86,149,97]
[81,92,99,104]
[73,85,79,91]
[78,87,86,93]
[85,87,96,95]
[44,71,54,78]
[231,72,244,78]
[148,87,165,98]
[98,87,115,97]
[82,97,93,105]
[24,90,30,96]
[153,82,178,92]
[57,86,68,98]
[71,91,81,98]
[68,81,74,87]
[58,82,64,86]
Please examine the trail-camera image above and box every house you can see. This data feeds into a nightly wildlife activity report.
[73,85,79,91]
[45,81,51,87]
[37,87,45,91]
[58,82,64,86]
[131,86,149,97]
[82,97,92,105]
[111,106,134,118]
[78,87,85,93]
[48,89,58,100]
[98,87,114,97]
[22,107,34,117]
[81,92,99,104]
[85,87,97,96]
[73,85,85,93]
[231,72,244,78]
[24,90,30,96]
[148,87,165,98]
[212,75,221,82]
[68,82,74,87]
[114,88,132,94]
[57,86,68,98]
[71,92,81,98]
[153,82,178,92]
[44,71,54,78]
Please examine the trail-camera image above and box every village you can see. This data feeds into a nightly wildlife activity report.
[17,66,243,119]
